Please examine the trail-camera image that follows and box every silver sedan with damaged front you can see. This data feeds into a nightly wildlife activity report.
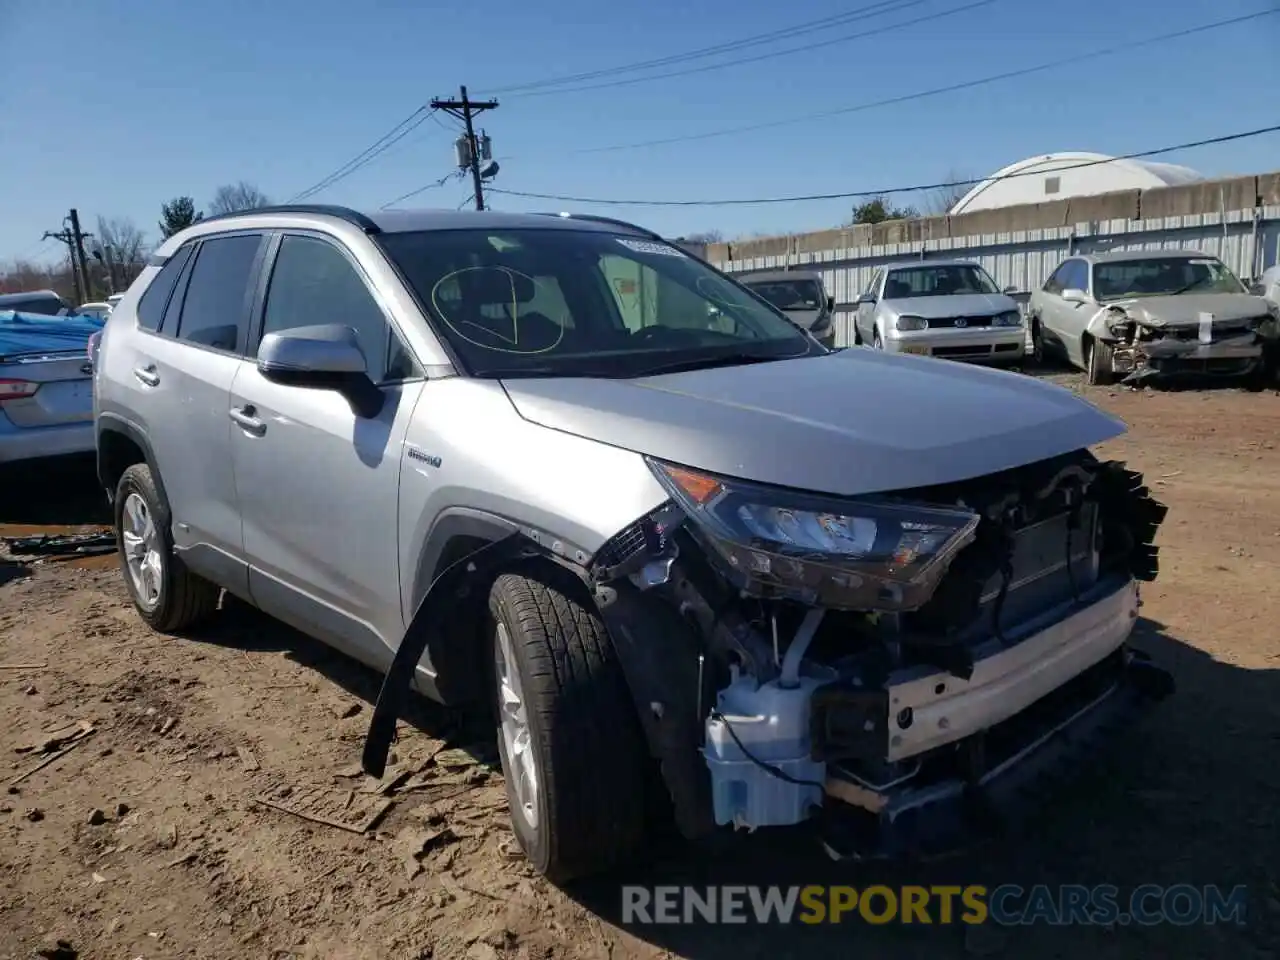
[1029,250,1278,385]
[853,260,1025,363]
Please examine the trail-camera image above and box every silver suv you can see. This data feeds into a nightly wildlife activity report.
[94,205,1174,881]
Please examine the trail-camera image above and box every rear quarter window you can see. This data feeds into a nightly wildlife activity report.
[136,244,196,331]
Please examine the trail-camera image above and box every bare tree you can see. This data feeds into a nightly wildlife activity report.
[94,216,149,293]
[922,169,979,215]
[682,229,725,243]
[0,258,78,302]
[209,181,271,216]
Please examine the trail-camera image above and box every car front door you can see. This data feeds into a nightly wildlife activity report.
[1052,259,1095,367]
[228,231,425,667]
[856,270,882,343]
[1036,259,1087,364]
[120,232,266,597]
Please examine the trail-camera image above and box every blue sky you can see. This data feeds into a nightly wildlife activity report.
[2,0,1277,266]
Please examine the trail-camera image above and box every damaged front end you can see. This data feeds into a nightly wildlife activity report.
[1088,301,1278,385]
[588,452,1172,859]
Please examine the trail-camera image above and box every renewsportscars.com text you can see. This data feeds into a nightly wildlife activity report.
[621,884,1249,927]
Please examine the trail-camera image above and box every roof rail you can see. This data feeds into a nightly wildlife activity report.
[198,204,381,234]
[531,212,665,242]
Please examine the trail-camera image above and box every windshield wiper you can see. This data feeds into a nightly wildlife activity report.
[632,351,793,377]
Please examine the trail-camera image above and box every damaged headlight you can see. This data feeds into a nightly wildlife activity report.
[647,460,980,611]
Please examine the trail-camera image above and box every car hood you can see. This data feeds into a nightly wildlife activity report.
[0,310,104,360]
[501,350,1125,497]
[883,292,1017,319]
[1106,293,1273,327]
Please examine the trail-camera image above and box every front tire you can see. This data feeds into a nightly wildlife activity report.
[1085,337,1114,385]
[873,329,884,350]
[488,562,649,883]
[114,463,220,632]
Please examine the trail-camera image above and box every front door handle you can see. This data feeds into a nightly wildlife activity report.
[133,365,160,387]
[229,404,267,437]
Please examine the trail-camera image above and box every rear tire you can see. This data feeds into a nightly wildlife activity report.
[1085,337,1114,386]
[488,562,649,883]
[114,463,220,633]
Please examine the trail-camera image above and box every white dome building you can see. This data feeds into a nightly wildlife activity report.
[949,152,1203,214]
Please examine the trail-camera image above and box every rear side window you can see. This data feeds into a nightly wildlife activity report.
[174,234,263,351]
[136,244,195,331]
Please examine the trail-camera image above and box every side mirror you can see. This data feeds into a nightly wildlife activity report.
[856,292,876,306]
[256,324,384,419]
[826,295,835,313]
[1003,285,1019,295]
[1061,288,1088,305]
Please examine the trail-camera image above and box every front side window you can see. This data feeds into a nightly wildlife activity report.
[882,264,1000,299]
[376,228,819,378]
[1092,256,1246,302]
[1061,260,1088,293]
[174,234,262,351]
[261,234,415,382]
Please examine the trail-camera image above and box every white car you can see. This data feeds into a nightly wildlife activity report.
[74,301,114,322]
[853,260,1025,363]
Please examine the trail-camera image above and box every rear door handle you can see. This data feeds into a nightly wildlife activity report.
[229,404,267,437]
[133,365,160,387]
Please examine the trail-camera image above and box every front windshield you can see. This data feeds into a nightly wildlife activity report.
[377,228,819,378]
[743,277,823,311]
[882,264,1000,299]
[1093,257,1246,301]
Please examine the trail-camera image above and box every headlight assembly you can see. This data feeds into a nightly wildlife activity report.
[895,314,928,332]
[992,310,1022,327]
[647,460,979,611]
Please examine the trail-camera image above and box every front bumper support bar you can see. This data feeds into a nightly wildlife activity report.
[819,650,1174,861]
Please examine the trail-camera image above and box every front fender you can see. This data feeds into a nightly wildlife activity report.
[363,533,530,777]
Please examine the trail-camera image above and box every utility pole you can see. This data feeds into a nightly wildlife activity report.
[68,209,93,301]
[42,225,84,304]
[431,86,499,211]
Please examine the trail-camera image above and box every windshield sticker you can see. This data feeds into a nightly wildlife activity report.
[430,266,566,355]
[615,238,685,257]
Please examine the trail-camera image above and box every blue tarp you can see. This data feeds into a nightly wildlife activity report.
[0,310,105,360]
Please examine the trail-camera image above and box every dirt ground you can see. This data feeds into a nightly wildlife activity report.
[2,372,1279,960]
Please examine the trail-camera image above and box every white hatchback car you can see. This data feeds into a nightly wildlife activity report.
[853,260,1025,363]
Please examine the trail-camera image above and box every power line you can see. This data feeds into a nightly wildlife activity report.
[487,124,1280,208]
[481,0,928,96]
[506,0,994,99]
[380,170,466,209]
[288,106,434,203]
[568,9,1278,154]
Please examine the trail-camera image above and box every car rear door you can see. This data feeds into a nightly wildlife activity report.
[228,231,424,666]
[118,231,267,595]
